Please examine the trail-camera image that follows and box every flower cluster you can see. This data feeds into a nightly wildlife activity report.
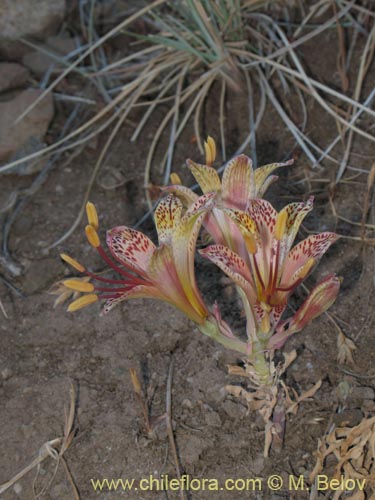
[58,137,340,375]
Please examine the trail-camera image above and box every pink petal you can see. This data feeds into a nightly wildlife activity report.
[106,226,155,275]
[270,274,340,348]
[200,245,256,302]
[102,284,163,314]
[247,199,278,274]
[187,159,221,194]
[154,195,182,244]
[221,154,254,210]
[281,232,338,286]
[148,244,207,324]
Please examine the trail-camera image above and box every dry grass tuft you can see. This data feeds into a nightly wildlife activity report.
[0,384,79,499]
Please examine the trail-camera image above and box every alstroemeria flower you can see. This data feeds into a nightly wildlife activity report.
[61,194,215,325]
[164,137,293,258]
[200,196,339,343]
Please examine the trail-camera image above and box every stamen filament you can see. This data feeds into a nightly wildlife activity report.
[96,245,146,285]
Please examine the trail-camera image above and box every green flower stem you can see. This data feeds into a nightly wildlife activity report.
[199,319,249,355]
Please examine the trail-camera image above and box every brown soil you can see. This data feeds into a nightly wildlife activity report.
[1,10,375,500]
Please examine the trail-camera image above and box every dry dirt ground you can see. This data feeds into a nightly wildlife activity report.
[1,13,375,500]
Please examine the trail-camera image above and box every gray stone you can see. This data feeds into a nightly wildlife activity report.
[0,89,54,175]
[0,0,66,59]
[0,63,29,92]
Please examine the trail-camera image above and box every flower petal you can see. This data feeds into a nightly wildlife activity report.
[200,244,256,303]
[154,195,183,244]
[106,226,155,275]
[284,196,314,245]
[187,159,221,194]
[148,244,206,324]
[162,184,198,208]
[254,159,293,196]
[281,232,338,286]
[102,284,163,314]
[223,208,256,234]
[270,274,340,348]
[221,154,254,210]
[172,194,215,320]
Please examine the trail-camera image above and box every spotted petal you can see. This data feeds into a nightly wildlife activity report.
[281,232,338,286]
[221,155,254,210]
[277,197,315,266]
[102,284,164,314]
[284,197,314,245]
[187,159,221,194]
[154,195,183,244]
[106,226,155,275]
[270,274,340,348]
[223,208,256,234]
[200,245,256,303]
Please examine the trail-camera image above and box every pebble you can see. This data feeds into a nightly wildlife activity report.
[0,89,54,175]
[0,63,29,92]
[0,0,66,59]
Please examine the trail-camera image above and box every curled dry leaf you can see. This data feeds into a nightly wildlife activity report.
[310,416,375,499]
[337,330,356,365]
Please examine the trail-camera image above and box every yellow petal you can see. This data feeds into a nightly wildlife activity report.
[170,172,182,185]
[67,294,98,312]
[63,279,94,293]
[188,160,221,194]
[60,253,85,273]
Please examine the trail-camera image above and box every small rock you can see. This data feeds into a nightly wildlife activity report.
[222,399,244,419]
[0,63,29,92]
[182,398,193,410]
[354,386,375,401]
[22,34,77,77]
[0,0,66,59]
[204,409,222,427]
[22,258,62,294]
[333,408,363,427]
[0,89,54,175]
[13,483,22,495]
[1,367,13,380]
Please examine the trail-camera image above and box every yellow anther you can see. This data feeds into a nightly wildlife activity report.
[204,136,216,166]
[260,313,270,334]
[86,202,99,230]
[60,253,85,273]
[274,209,287,240]
[67,293,98,312]
[63,279,94,293]
[298,257,315,279]
[244,232,257,254]
[85,224,100,248]
[170,172,182,185]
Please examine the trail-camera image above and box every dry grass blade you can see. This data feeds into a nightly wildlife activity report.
[361,163,375,240]
[0,384,78,498]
